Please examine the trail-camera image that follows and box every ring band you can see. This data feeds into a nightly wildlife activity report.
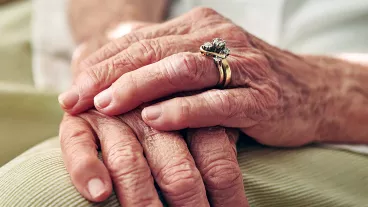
[221,59,231,87]
[215,59,225,86]
[200,38,231,88]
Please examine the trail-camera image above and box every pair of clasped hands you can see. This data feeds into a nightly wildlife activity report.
[58,7,339,207]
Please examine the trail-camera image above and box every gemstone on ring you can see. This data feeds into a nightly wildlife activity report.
[200,38,230,58]
[200,38,232,88]
[203,42,214,51]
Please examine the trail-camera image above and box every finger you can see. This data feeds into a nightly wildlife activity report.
[58,7,226,114]
[58,35,200,115]
[93,49,265,116]
[59,114,112,202]
[187,127,249,207]
[94,53,219,115]
[142,88,265,131]
[121,110,210,207]
[81,7,223,67]
[81,111,162,207]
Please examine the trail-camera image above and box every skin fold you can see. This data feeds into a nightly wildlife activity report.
[61,2,248,207]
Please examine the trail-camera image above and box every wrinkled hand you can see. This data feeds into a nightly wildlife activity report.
[59,7,329,146]
[60,24,248,206]
[60,110,247,207]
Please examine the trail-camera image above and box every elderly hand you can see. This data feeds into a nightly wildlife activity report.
[60,110,248,207]
[59,7,329,146]
[61,23,249,206]
[61,7,368,146]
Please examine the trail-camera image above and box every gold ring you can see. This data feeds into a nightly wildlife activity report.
[200,38,231,88]
[221,59,231,87]
[214,59,225,86]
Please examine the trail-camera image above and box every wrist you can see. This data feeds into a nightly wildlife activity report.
[315,57,368,143]
[253,34,368,144]
[286,54,368,144]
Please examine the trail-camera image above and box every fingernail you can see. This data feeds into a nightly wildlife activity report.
[88,178,106,199]
[143,105,162,121]
[58,90,79,109]
[94,89,112,109]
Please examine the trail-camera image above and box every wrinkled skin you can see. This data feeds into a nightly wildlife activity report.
[61,110,246,207]
[59,6,368,206]
[60,19,248,207]
[60,7,330,146]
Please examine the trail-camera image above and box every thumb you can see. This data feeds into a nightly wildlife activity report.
[141,88,260,131]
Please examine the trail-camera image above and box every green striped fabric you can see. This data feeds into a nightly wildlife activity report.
[1,137,367,207]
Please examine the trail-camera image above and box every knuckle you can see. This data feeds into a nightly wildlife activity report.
[79,66,108,92]
[192,7,219,18]
[206,90,237,118]
[171,97,191,126]
[202,159,242,190]
[60,128,93,152]
[181,53,203,82]
[105,141,145,175]
[60,127,97,174]
[136,39,154,54]
[108,32,149,70]
[140,38,164,61]
[136,39,159,60]
[157,158,202,197]
[167,53,202,86]
[119,39,155,69]
[141,128,161,143]
[238,51,270,78]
